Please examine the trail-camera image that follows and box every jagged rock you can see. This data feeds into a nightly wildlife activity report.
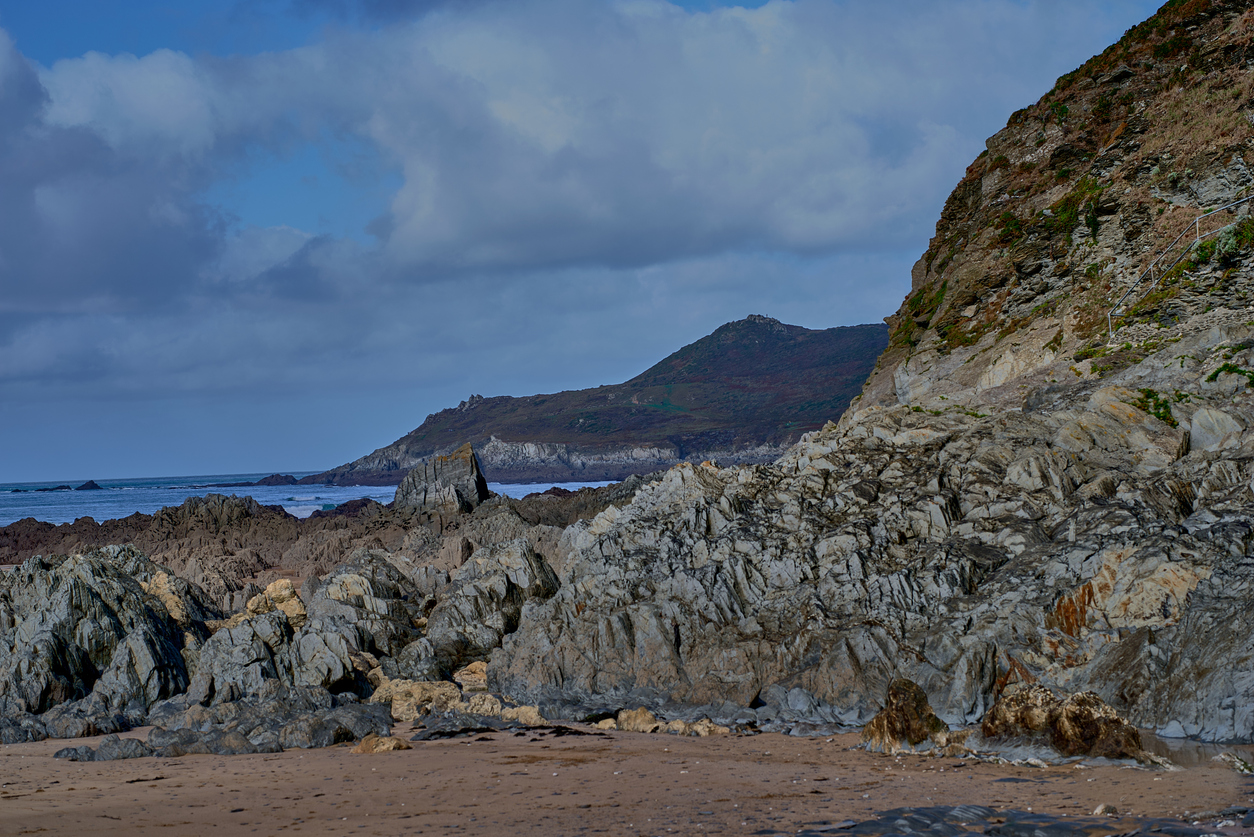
[0,713,47,744]
[393,443,489,515]
[861,680,949,754]
[0,547,212,735]
[981,686,1145,760]
[403,538,558,680]
[146,684,389,754]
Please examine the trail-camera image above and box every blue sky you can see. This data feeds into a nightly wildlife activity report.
[0,0,1163,482]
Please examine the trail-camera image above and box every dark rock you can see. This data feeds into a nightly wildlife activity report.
[0,547,206,732]
[393,443,490,514]
[147,684,389,756]
[860,679,949,753]
[252,474,299,486]
[408,709,528,741]
[51,733,153,761]
[53,745,98,761]
[981,686,1145,760]
[74,480,103,491]
[34,485,72,492]
[97,733,153,760]
[40,695,136,739]
[0,714,47,744]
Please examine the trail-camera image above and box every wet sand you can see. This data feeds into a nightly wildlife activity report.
[1,727,1252,836]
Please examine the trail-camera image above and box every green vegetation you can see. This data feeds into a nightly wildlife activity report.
[893,280,948,349]
[1045,330,1064,354]
[1206,363,1254,387]
[1132,388,1178,426]
[997,211,1024,245]
[1075,342,1110,361]
[1049,101,1070,124]
[1044,178,1103,244]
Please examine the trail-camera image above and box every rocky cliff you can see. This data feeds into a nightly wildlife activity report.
[307,316,887,485]
[484,0,1254,741]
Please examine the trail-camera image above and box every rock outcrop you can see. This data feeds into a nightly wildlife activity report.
[0,546,217,734]
[860,680,951,754]
[981,686,1146,761]
[393,443,490,515]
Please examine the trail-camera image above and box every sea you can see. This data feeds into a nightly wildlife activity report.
[0,473,616,527]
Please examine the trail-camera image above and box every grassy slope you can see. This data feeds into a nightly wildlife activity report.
[317,317,888,481]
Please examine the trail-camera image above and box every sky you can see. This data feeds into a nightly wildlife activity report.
[0,0,1164,482]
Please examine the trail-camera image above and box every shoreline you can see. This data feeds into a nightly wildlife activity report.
[1,729,1251,836]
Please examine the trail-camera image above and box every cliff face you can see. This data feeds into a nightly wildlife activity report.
[483,0,1254,741]
[308,316,887,485]
[857,0,1254,418]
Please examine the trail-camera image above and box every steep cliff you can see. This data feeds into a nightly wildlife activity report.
[857,0,1254,418]
[307,316,887,485]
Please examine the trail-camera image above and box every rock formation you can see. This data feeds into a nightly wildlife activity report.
[8,0,1254,757]
[860,680,951,755]
[981,685,1146,761]
[393,443,490,515]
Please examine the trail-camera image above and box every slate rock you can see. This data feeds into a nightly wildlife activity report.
[393,443,490,514]
[0,547,207,736]
[0,713,47,744]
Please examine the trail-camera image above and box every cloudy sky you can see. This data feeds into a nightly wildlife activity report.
[0,0,1161,482]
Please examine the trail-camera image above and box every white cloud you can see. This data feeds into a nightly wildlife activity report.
[0,0,1165,478]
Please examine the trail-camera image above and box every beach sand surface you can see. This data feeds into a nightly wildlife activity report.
[1,727,1252,835]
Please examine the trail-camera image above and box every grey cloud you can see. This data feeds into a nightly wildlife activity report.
[0,1,1164,479]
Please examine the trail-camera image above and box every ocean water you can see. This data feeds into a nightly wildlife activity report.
[0,474,616,527]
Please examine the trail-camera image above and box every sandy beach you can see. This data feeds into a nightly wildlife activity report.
[2,727,1252,836]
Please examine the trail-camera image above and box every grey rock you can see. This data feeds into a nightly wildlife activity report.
[419,538,558,678]
[1190,407,1243,452]
[146,684,388,755]
[0,546,211,736]
[53,733,153,761]
[393,443,489,514]
[485,393,1254,741]
[0,713,47,744]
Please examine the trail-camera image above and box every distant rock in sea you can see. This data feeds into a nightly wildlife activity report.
[253,474,299,487]
[34,485,72,493]
[207,473,300,488]
[74,480,103,491]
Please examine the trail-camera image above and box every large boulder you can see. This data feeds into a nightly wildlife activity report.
[393,443,490,515]
[860,679,950,754]
[981,686,1145,760]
